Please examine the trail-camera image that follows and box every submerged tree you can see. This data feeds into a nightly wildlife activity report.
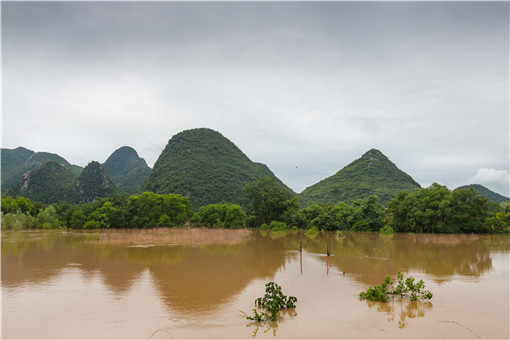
[359,272,433,302]
[244,282,297,322]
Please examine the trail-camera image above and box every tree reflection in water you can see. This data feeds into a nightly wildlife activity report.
[366,299,433,329]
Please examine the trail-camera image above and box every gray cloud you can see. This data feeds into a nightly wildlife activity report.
[2,1,508,195]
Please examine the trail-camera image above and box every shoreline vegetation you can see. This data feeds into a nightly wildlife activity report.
[2,178,509,234]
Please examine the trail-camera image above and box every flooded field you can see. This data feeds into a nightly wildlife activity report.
[2,229,509,339]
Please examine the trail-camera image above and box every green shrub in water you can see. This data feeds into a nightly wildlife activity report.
[244,282,297,322]
[359,272,432,302]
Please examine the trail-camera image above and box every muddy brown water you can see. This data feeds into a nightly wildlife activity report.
[2,229,509,339]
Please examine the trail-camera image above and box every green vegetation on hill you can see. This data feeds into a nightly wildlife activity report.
[1,147,35,190]
[74,161,121,203]
[5,160,78,204]
[143,128,294,209]
[27,152,83,175]
[103,146,151,194]
[299,149,421,206]
[5,160,122,204]
[1,147,34,172]
[454,184,509,203]
[1,147,82,192]
[118,166,152,195]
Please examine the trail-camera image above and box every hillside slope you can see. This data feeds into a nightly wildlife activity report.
[143,128,294,209]
[103,146,151,195]
[455,184,509,203]
[1,147,82,191]
[74,161,121,203]
[6,160,78,203]
[299,149,421,205]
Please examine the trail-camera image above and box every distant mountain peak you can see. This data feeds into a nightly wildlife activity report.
[363,148,384,157]
[454,184,509,203]
[103,146,151,194]
[143,128,293,209]
[74,161,120,203]
[300,149,421,205]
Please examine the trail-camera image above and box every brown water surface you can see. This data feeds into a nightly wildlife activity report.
[2,229,509,339]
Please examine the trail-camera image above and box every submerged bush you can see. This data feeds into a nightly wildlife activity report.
[244,282,297,322]
[359,272,433,302]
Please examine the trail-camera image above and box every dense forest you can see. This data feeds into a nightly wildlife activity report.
[2,178,509,234]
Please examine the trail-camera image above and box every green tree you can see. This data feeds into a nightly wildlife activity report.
[126,192,193,228]
[387,184,454,233]
[194,203,247,229]
[87,210,110,228]
[98,201,125,228]
[1,196,18,215]
[483,201,510,233]
[243,177,298,226]
[1,196,39,216]
[348,195,384,231]
[70,209,87,229]
[449,188,489,233]
[37,205,61,229]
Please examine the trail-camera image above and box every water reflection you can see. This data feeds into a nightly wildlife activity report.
[365,299,433,329]
[294,232,505,285]
[246,309,297,338]
[149,239,288,316]
[2,229,508,318]
[2,229,509,339]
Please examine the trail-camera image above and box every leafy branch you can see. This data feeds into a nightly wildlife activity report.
[244,282,297,321]
[359,272,433,302]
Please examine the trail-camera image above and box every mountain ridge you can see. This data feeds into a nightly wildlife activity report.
[7,130,501,209]
[454,184,509,203]
[1,147,83,192]
[5,160,78,203]
[299,149,422,205]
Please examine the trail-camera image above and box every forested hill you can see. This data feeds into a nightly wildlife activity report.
[455,184,509,203]
[1,147,83,192]
[142,128,294,209]
[299,149,422,206]
[5,160,78,204]
[73,161,121,203]
[5,160,121,204]
[104,146,151,195]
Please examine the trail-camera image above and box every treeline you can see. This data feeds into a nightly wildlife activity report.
[1,178,509,234]
[1,192,245,230]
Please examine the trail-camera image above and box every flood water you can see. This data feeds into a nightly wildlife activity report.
[2,229,509,339]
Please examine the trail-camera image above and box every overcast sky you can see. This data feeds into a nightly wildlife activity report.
[2,1,509,196]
